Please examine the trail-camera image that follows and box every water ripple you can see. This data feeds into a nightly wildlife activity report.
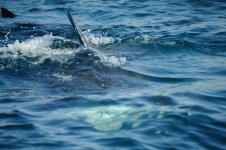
[0,0,226,149]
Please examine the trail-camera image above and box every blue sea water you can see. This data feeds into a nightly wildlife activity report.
[0,0,226,149]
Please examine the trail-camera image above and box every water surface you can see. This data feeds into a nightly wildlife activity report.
[0,0,226,149]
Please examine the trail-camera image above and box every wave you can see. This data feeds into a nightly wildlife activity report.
[0,34,126,79]
[2,23,225,55]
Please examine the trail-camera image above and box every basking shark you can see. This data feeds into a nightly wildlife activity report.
[0,7,16,18]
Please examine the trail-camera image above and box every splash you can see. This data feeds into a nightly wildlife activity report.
[0,35,78,65]
[100,55,126,67]
[82,30,126,67]
[134,34,153,44]
[84,30,117,47]
[0,34,126,69]
[4,29,11,41]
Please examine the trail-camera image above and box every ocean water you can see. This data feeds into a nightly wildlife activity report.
[0,0,226,149]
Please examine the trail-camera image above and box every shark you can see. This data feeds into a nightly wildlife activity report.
[0,9,136,132]
[67,8,88,47]
[1,8,90,49]
[66,8,107,64]
[1,8,112,65]
[0,7,16,18]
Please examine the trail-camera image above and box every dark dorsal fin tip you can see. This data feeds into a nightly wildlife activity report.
[1,7,16,18]
[67,8,88,47]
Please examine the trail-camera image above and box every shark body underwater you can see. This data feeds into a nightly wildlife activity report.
[1,8,146,132]
[0,8,135,132]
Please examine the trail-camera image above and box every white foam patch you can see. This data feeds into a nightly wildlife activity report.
[0,34,126,68]
[0,35,79,65]
[53,73,73,82]
[84,30,116,47]
[5,29,11,41]
[100,55,126,67]
[88,48,126,67]
[135,34,152,43]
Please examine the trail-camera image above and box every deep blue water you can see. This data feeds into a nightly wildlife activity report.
[0,0,226,149]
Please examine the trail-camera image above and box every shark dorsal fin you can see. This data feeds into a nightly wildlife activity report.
[67,9,88,47]
[1,7,16,18]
